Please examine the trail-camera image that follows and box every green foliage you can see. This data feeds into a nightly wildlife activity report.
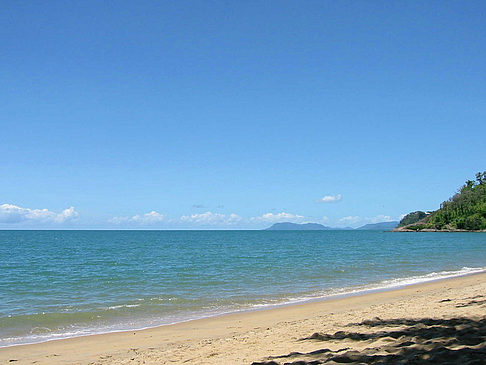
[407,224,428,231]
[426,171,486,231]
[398,211,429,227]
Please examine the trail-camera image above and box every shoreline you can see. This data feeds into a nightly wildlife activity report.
[2,271,486,364]
[392,228,486,232]
[1,266,484,349]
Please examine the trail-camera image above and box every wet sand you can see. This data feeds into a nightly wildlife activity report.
[1,272,486,364]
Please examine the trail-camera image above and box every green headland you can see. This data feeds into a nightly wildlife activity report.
[395,171,486,232]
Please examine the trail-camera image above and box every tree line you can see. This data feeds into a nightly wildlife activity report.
[401,171,486,231]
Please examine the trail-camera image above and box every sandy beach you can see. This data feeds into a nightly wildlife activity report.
[1,272,486,364]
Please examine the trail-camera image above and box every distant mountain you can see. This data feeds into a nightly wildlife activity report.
[264,221,401,231]
[265,222,333,230]
[356,221,399,230]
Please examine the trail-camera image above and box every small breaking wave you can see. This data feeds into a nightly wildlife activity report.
[1,266,484,348]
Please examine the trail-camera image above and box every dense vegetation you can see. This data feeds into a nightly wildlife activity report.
[404,172,486,231]
[398,211,429,227]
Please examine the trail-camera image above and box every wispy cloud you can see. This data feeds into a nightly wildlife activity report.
[317,194,342,203]
[370,214,394,223]
[109,211,164,225]
[0,203,78,224]
[250,212,305,223]
[338,215,362,226]
[180,211,241,225]
[337,214,398,227]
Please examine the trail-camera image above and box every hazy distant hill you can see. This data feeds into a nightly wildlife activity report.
[265,222,333,230]
[265,221,399,231]
[356,221,399,230]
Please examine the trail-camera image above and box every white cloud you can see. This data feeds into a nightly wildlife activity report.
[110,211,164,225]
[0,204,78,224]
[180,211,242,225]
[370,214,394,223]
[53,207,79,223]
[250,212,305,223]
[317,194,342,203]
[338,215,362,226]
[337,214,398,227]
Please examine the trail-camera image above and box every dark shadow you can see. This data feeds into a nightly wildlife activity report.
[456,299,486,308]
[251,317,486,364]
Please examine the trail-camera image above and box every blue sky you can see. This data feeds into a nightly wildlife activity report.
[1,1,485,229]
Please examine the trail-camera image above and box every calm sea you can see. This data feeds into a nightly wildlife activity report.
[1,230,485,347]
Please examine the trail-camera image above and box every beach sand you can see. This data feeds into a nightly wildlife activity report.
[1,272,486,364]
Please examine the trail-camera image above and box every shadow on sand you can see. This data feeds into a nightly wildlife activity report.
[252,316,486,364]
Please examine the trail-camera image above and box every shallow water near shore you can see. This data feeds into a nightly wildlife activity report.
[1,230,485,347]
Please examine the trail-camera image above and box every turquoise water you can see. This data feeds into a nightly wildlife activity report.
[1,230,485,347]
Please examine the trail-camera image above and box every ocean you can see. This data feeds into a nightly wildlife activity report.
[1,230,485,347]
